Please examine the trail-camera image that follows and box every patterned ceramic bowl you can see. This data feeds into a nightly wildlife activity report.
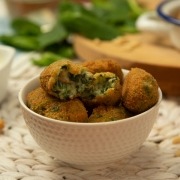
[18,70,162,168]
[0,45,15,103]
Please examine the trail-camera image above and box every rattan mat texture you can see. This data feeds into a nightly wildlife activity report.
[0,54,180,180]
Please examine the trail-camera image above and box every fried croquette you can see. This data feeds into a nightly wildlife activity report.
[122,68,159,113]
[83,59,123,84]
[40,60,122,106]
[26,87,88,122]
[82,72,122,106]
[88,105,132,123]
[40,60,92,100]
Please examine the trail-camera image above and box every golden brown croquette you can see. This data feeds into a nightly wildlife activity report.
[40,60,91,100]
[26,87,88,122]
[40,60,122,106]
[88,105,132,123]
[122,68,159,113]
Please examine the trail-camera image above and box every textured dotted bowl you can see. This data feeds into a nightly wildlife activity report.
[18,70,162,167]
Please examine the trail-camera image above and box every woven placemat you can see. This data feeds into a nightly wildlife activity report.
[0,53,180,180]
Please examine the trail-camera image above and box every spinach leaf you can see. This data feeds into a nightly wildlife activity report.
[57,45,75,58]
[32,44,75,67]
[59,0,96,18]
[59,0,120,39]
[91,0,132,24]
[32,52,62,66]
[0,35,39,50]
[60,11,119,40]
[91,0,144,31]
[38,24,68,49]
[11,18,41,36]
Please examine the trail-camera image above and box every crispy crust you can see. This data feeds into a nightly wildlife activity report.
[27,87,88,122]
[122,68,159,113]
[88,105,132,123]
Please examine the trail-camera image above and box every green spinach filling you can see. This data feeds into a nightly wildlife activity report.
[93,75,117,96]
[53,67,118,100]
[53,66,93,99]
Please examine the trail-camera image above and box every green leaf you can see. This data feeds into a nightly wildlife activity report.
[11,18,41,36]
[0,35,39,50]
[59,0,95,18]
[32,45,75,67]
[91,0,132,24]
[38,24,68,49]
[127,0,146,16]
[32,52,62,66]
[60,11,119,40]
[58,46,75,58]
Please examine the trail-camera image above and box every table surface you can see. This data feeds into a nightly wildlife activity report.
[0,1,180,180]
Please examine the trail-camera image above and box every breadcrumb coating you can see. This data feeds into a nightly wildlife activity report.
[122,68,159,113]
[88,105,132,123]
[27,87,88,122]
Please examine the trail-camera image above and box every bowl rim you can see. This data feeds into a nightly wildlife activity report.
[0,45,15,71]
[18,70,162,127]
[157,0,180,26]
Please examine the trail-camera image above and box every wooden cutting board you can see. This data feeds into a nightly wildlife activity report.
[73,33,180,96]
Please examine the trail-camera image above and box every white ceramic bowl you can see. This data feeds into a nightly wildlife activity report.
[0,45,15,103]
[18,70,162,167]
